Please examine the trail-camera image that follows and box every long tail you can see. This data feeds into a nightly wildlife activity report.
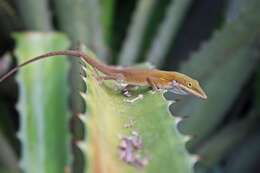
[0,50,119,82]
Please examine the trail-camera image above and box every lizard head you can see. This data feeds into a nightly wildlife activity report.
[162,72,207,99]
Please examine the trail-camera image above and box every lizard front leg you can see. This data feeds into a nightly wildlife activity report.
[146,77,160,91]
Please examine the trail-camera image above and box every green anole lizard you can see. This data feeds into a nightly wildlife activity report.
[0,50,207,99]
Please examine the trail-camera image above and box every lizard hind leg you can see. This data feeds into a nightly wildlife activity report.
[94,73,127,90]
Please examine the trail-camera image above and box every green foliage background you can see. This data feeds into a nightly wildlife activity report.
[0,0,259,173]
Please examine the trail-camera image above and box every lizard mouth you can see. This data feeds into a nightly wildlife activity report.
[170,85,189,95]
[170,81,207,99]
[180,85,207,99]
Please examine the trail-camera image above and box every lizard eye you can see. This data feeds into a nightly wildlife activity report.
[187,82,192,88]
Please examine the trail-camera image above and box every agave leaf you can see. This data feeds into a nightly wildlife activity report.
[53,0,107,60]
[53,0,108,117]
[220,62,260,172]
[0,101,18,173]
[225,0,246,22]
[78,50,194,173]
[196,112,259,167]
[0,53,12,76]
[14,32,70,173]
[0,99,18,155]
[100,0,115,45]
[174,0,260,151]
[0,130,19,172]
[177,43,259,151]
[179,0,260,81]
[84,0,108,59]
[255,69,260,114]
[52,0,89,44]
[118,0,156,65]
[146,0,193,67]
[137,0,172,63]
[0,0,16,19]
[15,0,52,30]
[0,53,17,153]
[223,131,260,173]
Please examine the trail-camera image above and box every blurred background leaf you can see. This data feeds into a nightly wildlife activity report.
[0,0,259,173]
[175,0,260,152]
[14,33,70,173]
[118,0,156,65]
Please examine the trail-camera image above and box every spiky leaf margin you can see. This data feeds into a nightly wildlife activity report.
[78,50,195,173]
